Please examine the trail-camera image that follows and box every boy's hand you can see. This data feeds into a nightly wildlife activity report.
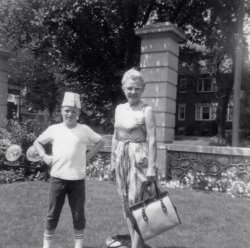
[42,154,53,166]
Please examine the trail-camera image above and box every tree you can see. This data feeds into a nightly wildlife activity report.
[198,0,249,144]
[29,0,210,122]
[1,0,249,137]
[36,0,250,139]
[0,0,60,116]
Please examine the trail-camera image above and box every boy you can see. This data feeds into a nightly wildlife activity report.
[34,92,104,248]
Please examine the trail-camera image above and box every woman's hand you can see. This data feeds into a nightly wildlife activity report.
[42,154,53,166]
[146,166,156,180]
[108,163,116,180]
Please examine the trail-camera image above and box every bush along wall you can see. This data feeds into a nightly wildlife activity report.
[0,151,112,184]
[0,120,115,185]
[0,119,113,184]
[0,119,50,184]
[165,144,250,198]
[86,152,113,181]
[0,154,50,184]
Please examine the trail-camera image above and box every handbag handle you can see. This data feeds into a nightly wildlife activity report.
[140,180,162,201]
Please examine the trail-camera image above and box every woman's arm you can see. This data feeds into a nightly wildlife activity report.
[144,105,157,177]
[110,129,118,171]
[110,106,119,171]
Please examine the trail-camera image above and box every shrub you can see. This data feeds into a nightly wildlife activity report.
[86,153,114,181]
[0,119,49,182]
[0,168,26,184]
[0,119,37,153]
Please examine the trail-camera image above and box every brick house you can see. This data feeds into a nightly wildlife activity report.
[175,72,233,136]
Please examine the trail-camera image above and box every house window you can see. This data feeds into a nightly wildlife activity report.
[179,78,187,93]
[197,78,217,92]
[195,104,217,121]
[178,104,186,120]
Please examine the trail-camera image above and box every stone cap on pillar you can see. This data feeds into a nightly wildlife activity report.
[135,22,186,42]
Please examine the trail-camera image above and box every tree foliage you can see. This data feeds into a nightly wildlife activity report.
[0,0,59,116]
[0,0,249,134]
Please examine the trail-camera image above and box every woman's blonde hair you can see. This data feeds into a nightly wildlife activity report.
[121,68,145,86]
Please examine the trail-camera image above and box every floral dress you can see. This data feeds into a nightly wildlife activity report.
[112,103,149,217]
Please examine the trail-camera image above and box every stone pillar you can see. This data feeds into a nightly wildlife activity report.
[0,46,11,127]
[135,22,185,177]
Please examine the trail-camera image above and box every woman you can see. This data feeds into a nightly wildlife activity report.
[111,68,157,248]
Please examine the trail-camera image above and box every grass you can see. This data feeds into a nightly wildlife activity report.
[0,180,250,248]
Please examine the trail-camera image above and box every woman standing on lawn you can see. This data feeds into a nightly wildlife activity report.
[111,68,157,248]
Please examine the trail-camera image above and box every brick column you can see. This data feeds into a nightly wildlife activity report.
[0,46,11,127]
[135,22,185,177]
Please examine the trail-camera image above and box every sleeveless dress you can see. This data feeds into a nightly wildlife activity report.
[113,103,149,217]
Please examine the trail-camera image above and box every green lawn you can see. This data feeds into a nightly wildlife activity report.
[0,180,250,248]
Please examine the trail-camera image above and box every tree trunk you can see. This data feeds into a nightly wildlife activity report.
[216,94,229,145]
[215,74,234,145]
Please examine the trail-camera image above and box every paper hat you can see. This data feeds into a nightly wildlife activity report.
[61,92,81,108]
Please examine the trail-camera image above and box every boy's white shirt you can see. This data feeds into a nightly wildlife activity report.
[37,123,101,180]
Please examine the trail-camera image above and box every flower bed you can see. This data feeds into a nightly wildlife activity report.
[0,151,112,184]
[0,118,50,183]
[87,151,250,199]
[164,171,250,199]
[0,160,50,184]
[86,152,113,181]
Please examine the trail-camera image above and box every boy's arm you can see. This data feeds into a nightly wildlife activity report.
[86,137,104,162]
[33,140,53,166]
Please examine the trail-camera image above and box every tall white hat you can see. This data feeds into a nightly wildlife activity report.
[61,92,81,108]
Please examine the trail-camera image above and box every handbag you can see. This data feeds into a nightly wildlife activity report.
[130,180,181,241]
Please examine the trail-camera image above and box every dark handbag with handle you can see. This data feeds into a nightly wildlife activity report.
[130,180,181,241]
